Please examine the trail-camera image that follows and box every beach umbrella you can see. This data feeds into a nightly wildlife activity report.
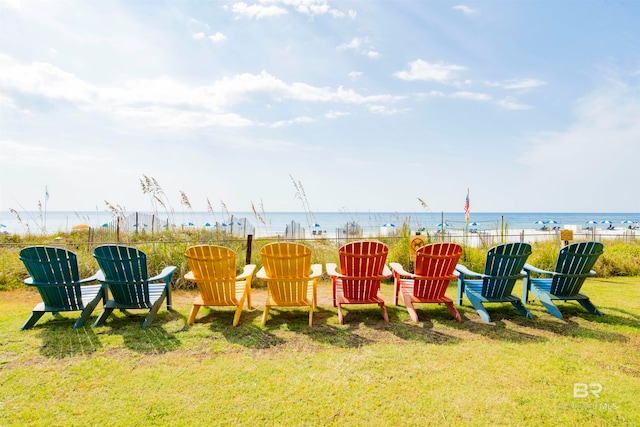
[600,220,612,225]
[204,222,211,227]
[437,222,450,228]
[621,220,634,225]
[469,222,478,227]
[534,220,545,225]
[313,223,320,227]
[383,223,395,227]
[546,220,558,224]
[72,223,90,230]
[0,224,6,227]
[585,220,598,225]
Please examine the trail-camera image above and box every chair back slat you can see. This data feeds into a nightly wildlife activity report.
[94,245,150,307]
[260,242,312,304]
[482,243,532,299]
[19,246,83,310]
[185,245,238,304]
[551,241,603,297]
[413,243,462,299]
[339,241,388,300]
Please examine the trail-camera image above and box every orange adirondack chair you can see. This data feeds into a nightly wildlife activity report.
[184,245,256,327]
[326,241,391,324]
[390,243,463,322]
[257,242,322,327]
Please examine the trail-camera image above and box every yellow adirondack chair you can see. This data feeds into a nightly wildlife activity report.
[184,245,256,327]
[257,242,322,327]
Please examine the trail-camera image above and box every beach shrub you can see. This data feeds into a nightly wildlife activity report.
[2,234,639,291]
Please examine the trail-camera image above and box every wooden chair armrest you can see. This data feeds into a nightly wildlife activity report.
[310,264,323,278]
[326,263,340,277]
[148,266,177,283]
[389,262,414,278]
[455,264,486,278]
[256,267,268,280]
[237,264,257,280]
[523,263,554,276]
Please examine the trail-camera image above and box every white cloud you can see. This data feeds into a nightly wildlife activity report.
[485,78,546,90]
[337,37,378,59]
[453,5,477,15]
[232,2,288,19]
[450,91,491,101]
[395,60,466,82]
[269,116,315,128]
[497,96,533,110]
[348,71,363,81]
[208,32,227,43]
[0,56,403,131]
[192,32,206,40]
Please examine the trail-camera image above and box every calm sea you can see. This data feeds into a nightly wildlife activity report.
[1,211,638,237]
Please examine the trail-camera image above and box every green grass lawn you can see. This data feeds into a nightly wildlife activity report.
[1,278,639,426]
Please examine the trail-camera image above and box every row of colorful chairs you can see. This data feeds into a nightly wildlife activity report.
[17,241,604,330]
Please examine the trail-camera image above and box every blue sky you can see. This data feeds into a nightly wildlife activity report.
[1,0,639,215]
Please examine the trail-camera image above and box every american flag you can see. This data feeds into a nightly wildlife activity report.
[464,191,470,221]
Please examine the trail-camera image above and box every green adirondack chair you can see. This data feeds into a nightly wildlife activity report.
[19,246,104,330]
[522,241,604,319]
[456,242,533,323]
[93,245,176,329]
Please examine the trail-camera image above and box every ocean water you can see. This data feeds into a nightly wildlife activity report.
[1,211,638,237]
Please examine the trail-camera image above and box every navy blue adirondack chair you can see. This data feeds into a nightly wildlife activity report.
[93,245,176,328]
[19,246,104,330]
[456,242,533,323]
[523,241,604,319]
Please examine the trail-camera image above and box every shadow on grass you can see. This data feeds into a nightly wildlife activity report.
[92,308,185,354]
[36,321,104,358]
[445,305,548,343]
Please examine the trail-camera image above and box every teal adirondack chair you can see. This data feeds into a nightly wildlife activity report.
[456,242,533,323]
[19,246,104,330]
[522,241,604,319]
[93,245,176,328]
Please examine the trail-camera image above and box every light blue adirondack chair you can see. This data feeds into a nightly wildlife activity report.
[522,241,604,319]
[93,245,176,328]
[19,246,104,330]
[456,242,533,323]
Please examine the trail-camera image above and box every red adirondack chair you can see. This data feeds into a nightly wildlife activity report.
[326,241,391,324]
[390,243,463,322]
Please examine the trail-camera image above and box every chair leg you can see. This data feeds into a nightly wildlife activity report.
[93,307,115,327]
[510,299,533,320]
[380,303,389,323]
[402,293,420,323]
[535,291,564,319]
[187,305,201,325]
[577,298,603,316]
[457,278,464,306]
[261,306,269,326]
[445,302,462,322]
[466,292,491,323]
[394,279,400,306]
[166,283,172,310]
[233,304,244,327]
[522,277,531,303]
[308,306,314,327]
[337,303,344,325]
[246,286,252,310]
[21,309,45,330]
[74,298,102,329]
[143,295,166,329]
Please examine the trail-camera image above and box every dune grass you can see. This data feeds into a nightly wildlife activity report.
[1,277,639,426]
